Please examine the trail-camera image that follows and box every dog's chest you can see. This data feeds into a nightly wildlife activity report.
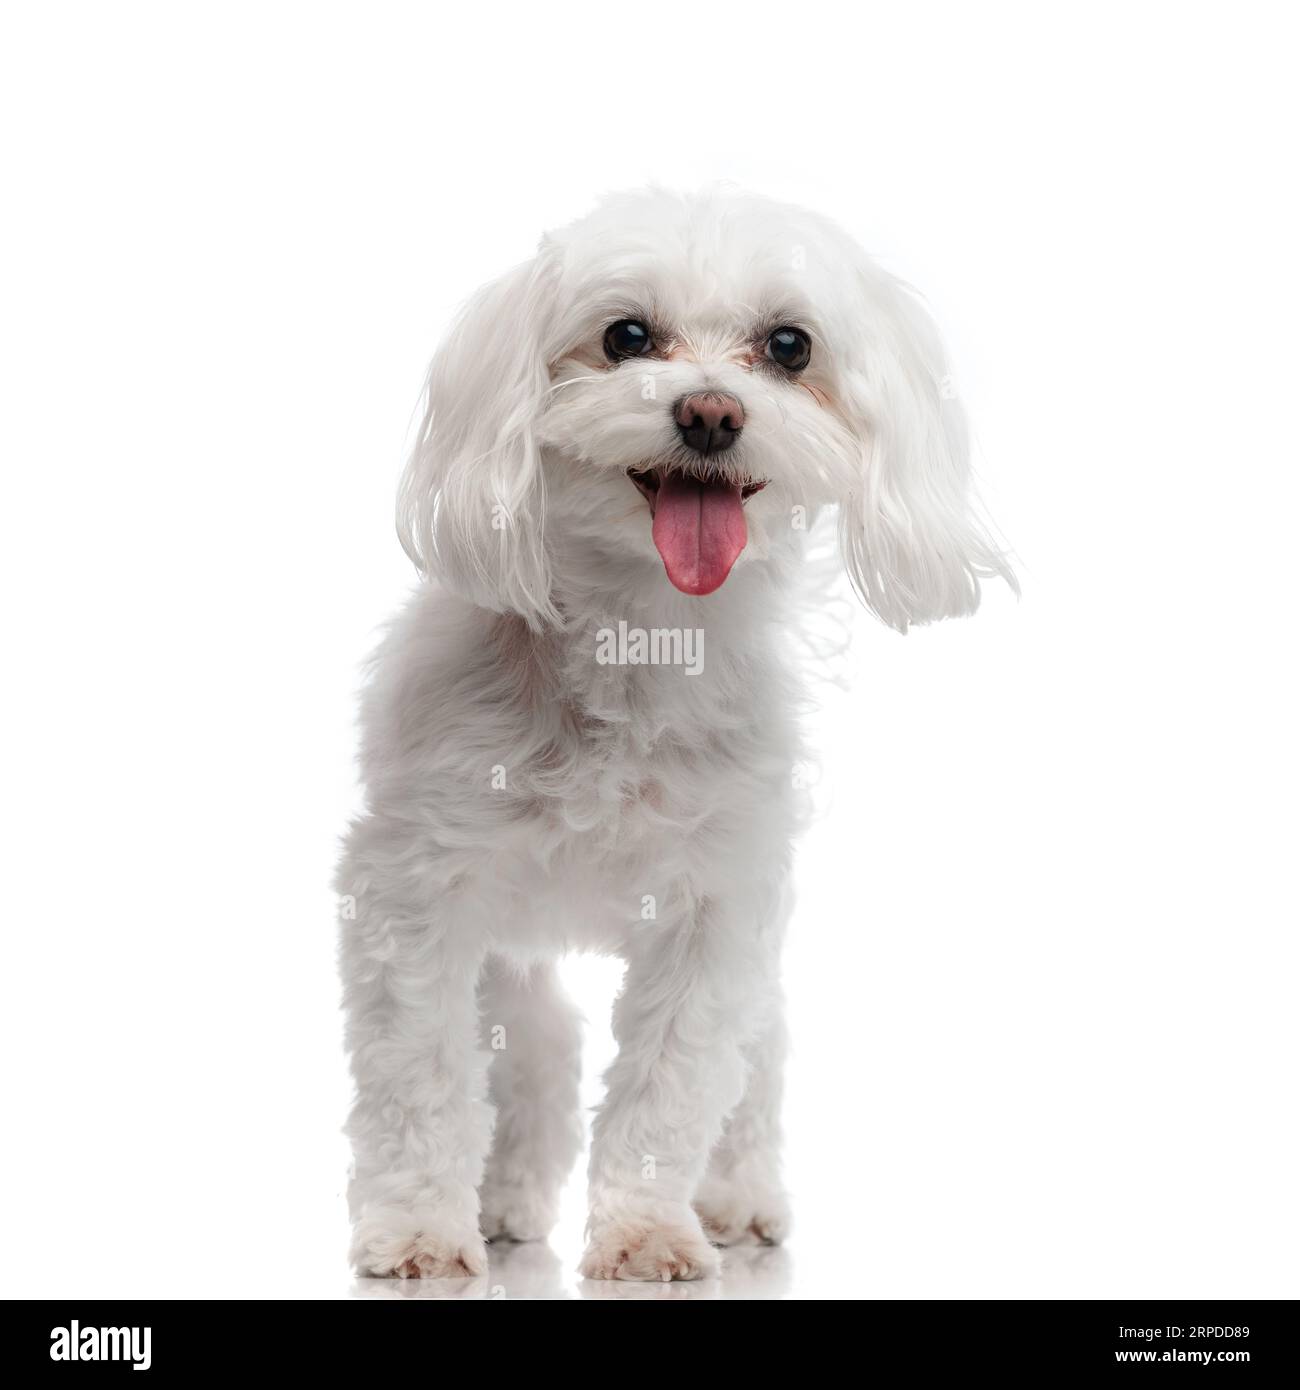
[487,611,794,854]
[556,710,727,830]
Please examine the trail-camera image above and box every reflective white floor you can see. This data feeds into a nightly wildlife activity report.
[352,1241,794,1301]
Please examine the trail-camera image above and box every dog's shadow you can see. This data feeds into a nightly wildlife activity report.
[351,1241,792,1301]
[352,1241,568,1301]
[578,1244,793,1301]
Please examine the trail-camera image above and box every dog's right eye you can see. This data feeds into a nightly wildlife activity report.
[603,319,653,361]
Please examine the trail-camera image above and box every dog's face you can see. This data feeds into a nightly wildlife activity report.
[535,197,858,601]
[400,188,1013,630]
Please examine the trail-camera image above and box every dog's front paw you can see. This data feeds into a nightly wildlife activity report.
[693,1174,791,1246]
[351,1204,488,1279]
[581,1207,720,1282]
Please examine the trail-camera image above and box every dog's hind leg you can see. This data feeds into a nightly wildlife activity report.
[693,1002,792,1246]
[478,954,584,1242]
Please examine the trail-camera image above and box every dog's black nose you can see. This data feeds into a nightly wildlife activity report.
[674,392,744,455]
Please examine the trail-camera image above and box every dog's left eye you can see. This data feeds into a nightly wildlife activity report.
[766,327,812,371]
[604,319,653,361]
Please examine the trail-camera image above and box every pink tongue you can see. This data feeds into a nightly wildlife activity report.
[651,473,747,595]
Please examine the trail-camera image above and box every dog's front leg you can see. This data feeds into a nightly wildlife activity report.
[339,822,491,1279]
[581,905,764,1281]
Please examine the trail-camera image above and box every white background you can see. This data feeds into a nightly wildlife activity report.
[2,2,1296,1300]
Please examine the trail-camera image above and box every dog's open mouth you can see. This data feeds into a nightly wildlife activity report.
[628,466,767,596]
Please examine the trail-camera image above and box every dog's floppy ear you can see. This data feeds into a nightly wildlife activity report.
[398,249,561,629]
[836,266,1016,632]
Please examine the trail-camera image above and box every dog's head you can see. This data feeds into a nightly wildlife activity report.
[399,187,1014,631]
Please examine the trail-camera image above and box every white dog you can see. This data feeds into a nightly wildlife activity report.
[338,187,1014,1281]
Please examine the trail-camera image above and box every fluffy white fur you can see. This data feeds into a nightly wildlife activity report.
[338,187,1014,1281]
